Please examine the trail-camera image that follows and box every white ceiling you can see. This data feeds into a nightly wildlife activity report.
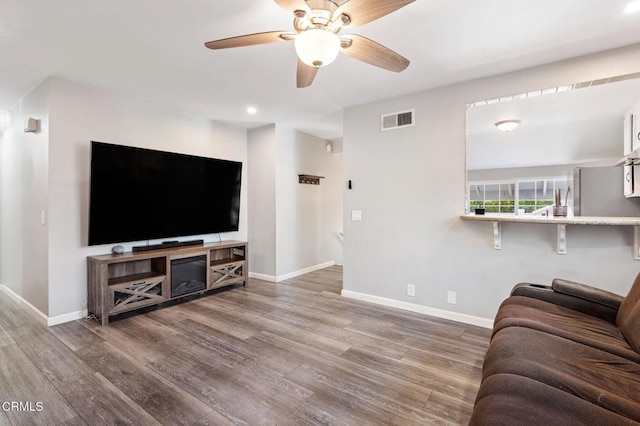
[2,0,640,139]
[468,77,640,135]
[467,77,640,170]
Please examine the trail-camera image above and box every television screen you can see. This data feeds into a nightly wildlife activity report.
[88,141,242,245]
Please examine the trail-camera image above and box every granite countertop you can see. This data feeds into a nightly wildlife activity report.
[460,214,640,226]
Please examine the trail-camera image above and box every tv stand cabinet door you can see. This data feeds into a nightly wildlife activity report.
[209,260,245,288]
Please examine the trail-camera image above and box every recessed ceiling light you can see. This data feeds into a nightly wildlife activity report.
[246,106,257,115]
[625,1,640,13]
[495,120,521,132]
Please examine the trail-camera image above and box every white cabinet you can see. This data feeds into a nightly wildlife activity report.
[622,102,640,197]
[623,165,640,198]
[633,106,640,152]
[624,113,633,155]
[625,103,640,153]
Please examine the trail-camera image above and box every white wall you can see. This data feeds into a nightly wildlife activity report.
[247,125,277,276]
[0,124,2,282]
[0,81,50,314]
[343,44,640,323]
[275,127,343,276]
[468,163,576,182]
[248,125,343,280]
[46,77,248,318]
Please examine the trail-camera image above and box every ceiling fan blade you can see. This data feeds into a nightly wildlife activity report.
[341,35,409,72]
[205,31,292,50]
[297,60,318,88]
[274,0,310,13]
[333,0,415,28]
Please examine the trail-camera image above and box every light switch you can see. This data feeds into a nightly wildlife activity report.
[351,210,362,221]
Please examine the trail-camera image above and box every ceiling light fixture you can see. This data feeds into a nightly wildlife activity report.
[294,28,341,68]
[625,1,640,13]
[246,106,257,115]
[495,119,521,132]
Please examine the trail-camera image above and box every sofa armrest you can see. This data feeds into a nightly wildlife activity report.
[511,280,623,324]
[551,279,623,310]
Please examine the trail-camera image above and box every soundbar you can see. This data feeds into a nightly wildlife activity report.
[132,239,204,253]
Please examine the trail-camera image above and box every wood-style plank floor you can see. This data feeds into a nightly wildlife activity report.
[0,266,490,425]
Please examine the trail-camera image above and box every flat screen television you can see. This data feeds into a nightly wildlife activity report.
[88,141,242,246]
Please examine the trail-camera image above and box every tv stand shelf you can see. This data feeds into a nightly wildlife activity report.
[210,257,244,266]
[108,271,166,286]
[87,241,248,325]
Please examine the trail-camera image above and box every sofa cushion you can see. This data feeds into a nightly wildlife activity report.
[482,327,640,421]
[471,373,639,426]
[494,296,640,363]
[617,273,640,353]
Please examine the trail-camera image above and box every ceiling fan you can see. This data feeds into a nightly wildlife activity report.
[204,0,415,88]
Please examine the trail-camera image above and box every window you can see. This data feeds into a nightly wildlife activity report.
[470,183,515,214]
[518,179,569,213]
[469,177,571,215]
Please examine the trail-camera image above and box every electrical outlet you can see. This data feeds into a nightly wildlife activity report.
[447,291,457,305]
[407,283,415,297]
[351,210,362,221]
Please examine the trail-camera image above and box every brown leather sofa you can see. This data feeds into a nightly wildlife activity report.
[469,274,640,425]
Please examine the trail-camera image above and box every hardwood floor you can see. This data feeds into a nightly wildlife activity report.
[0,266,490,425]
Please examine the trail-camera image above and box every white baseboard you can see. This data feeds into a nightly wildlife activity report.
[276,261,335,282]
[341,289,494,329]
[48,309,88,326]
[248,272,277,282]
[0,285,87,327]
[249,261,336,283]
[1,284,48,326]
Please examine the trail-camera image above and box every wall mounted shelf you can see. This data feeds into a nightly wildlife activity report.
[298,174,325,185]
[461,214,640,259]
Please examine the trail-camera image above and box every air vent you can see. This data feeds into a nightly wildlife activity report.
[381,109,415,131]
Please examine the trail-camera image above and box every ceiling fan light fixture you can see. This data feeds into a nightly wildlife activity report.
[495,119,521,132]
[294,29,340,68]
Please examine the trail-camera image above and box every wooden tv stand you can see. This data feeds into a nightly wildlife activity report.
[87,241,248,325]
